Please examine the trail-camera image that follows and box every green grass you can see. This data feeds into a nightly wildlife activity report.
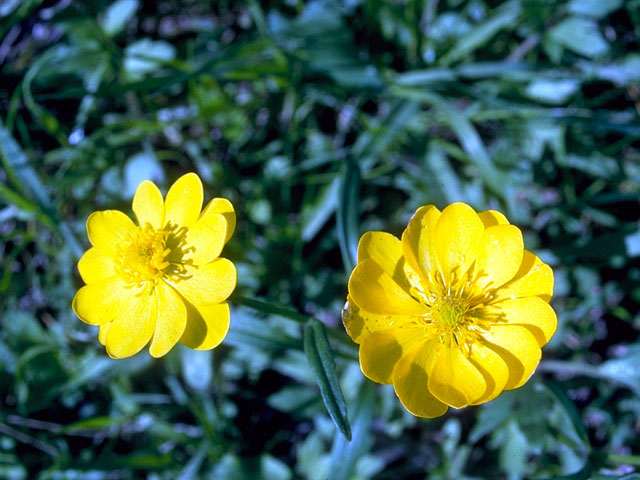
[1,0,640,478]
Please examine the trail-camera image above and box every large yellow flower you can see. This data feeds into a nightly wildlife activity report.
[343,203,556,418]
[72,173,237,359]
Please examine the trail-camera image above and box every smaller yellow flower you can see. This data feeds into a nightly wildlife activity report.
[343,203,557,418]
[73,173,237,358]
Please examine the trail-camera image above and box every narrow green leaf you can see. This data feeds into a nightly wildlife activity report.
[543,380,590,448]
[336,159,360,274]
[177,441,208,480]
[101,0,139,37]
[539,357,640,398]
[389,89,508,199]
[0,123,83,257]
[549,17,609,59]
[61,416,126,433]
[301,177,340,242]
[439,0,521,66]
[233,295,308,323]
[225,307,300,352]
[326,381,376,480]
[303,320,351,441]
[533,458,592,480]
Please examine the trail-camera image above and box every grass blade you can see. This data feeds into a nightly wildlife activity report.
[439,0,521,66]
[0,122,83,257]
[336,159,360,274]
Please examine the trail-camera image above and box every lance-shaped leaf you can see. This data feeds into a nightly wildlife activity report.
[304,319,351,441]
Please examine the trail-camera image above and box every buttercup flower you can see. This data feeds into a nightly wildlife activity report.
[73,173,236,358]
[343,203,556,418]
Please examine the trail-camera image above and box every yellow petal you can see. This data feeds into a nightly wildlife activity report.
[98,322,109,346]
[184,213,227,265]
[497,250,554,302]
[149,282,187,357]
[492,297,557,347]
[348,260,428,317]
[357,231,414,292]
[104,287,156,359]
[480,324,541,390]
[478,210,509,227]
[180,301,230,350]
[164,173,203,228]
[468,342,509,405]
[392,342,449,418]
[359,327,428,384]
[133,180,165,229]
[401,205,441,278]
[201,198,235,244]
[427,344,487,408]
[172,258,237,306]
[434,203,484,279]
[72,276,130,325]
[77,248,116,284]
[86,210,136,257]
[342,298,414,344]
[477,225,524,288]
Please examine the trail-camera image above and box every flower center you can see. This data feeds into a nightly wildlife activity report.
[410,264,504,344]
[433,298,465,330]
[115,224,171,285]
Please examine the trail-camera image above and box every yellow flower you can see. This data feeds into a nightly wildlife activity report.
[72,173,237,359]
[343,203,556,418]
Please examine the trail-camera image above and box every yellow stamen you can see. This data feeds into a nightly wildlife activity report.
[410,263,505,351]
[115,223,171,285]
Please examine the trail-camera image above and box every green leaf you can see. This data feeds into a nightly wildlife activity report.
[390,90,507,200]
[0,122,83,257]
[438,0,521,66]
[588,54,640,86]
[301,177,340,242]
[232,296,308,324]
[499,419,528,480]
[61,416,126,433]
[525,78,580,104]
[303,320,351,441]
[101,0,139,36]
[267,386,319,414]
[567,0,622,19]
[0,0,21,17]
[123,38,176,80]
[326,381,375,480]
[534,460,593,480]
[543,380,590,450]
[225,307,301,352]
[177,442,208,480]
[180,348,212,392]
[549,17,609,59]
[260,454,292,480]
[336,159,360,274]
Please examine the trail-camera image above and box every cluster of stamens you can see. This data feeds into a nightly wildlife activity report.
[410,263,505,353]
[115,224,172,286]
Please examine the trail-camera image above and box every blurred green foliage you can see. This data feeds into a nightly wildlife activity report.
[1,0,640,478]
